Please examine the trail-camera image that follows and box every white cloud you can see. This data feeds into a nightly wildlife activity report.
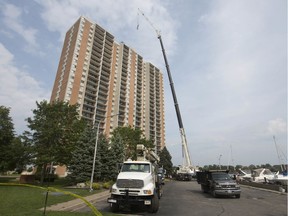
[0,43,50,133]
[1,3,38,50]
[36,0,177,67]
[267,118,287,135]
[168,0,287,166]
[0,0,285,166]
[197,0,285,92]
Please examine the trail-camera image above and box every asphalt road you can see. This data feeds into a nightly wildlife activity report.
[78,180,287,216]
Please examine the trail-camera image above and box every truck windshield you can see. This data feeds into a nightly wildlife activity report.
[121,163,150,173]
[212,173,231,180]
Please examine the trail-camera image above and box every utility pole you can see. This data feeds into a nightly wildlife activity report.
[90,113,120,191]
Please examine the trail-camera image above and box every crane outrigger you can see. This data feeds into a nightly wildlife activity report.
[138,9,194,180]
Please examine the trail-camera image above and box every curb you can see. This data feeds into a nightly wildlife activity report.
[44,190,110,212]
[240,183,287,195]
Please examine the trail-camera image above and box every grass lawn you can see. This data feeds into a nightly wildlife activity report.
[0,176,117,216]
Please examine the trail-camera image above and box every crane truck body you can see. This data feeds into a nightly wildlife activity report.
[107,144,162,213]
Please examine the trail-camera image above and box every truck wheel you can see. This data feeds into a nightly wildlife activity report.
[212,190,218,198]
[201,185,209,193]
[235,194,240,199]
[110,203,119,212]
[157,187,162,199]
[148,194,159,213]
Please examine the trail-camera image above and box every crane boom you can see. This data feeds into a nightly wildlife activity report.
[138,9,192,168]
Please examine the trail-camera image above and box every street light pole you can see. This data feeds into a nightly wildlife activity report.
[89,113,120,192]
[89,121,101,192]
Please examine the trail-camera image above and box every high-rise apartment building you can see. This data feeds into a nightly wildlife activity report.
[50,16,165,151]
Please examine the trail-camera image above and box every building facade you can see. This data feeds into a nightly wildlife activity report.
[50,16,165,152]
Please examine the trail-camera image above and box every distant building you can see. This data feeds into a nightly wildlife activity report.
[50,16,165,152]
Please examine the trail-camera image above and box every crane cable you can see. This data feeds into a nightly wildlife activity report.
[137,10,139,30]
[137,8,161,37]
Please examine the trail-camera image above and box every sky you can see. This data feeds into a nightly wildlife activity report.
[0,0,287,167]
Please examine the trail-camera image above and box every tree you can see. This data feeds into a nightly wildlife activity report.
[158,147,173,176]
[25,100,86,184]
[68,127,116,183]
[67,126,95,184]
[235,165,243,170]
[248,164,256,170]
[68,125,156,184]
[0,106,15,173]
[109,131,125,180]
[8,136,32,173]
[96,134,110,181]
[111,126,154,160]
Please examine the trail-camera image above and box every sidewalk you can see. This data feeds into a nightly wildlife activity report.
[44,190,110,212]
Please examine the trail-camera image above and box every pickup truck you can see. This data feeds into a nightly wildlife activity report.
[196,170,241,198]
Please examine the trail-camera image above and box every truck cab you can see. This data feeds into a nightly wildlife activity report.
[196,170,241,198]
[107,145,161,213]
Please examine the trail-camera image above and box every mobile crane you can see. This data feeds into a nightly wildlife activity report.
[138,9,194,180]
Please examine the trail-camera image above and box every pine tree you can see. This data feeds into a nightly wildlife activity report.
[0,106,15,173]
[96,134,109,181]
[68,127,96,184]
[109,132,125,180]
[159,147,173,176]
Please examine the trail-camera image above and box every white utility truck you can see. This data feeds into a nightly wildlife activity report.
[107,144,162,213]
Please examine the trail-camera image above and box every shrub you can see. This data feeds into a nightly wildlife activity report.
[92,182,101,190]
[102,181,114,189]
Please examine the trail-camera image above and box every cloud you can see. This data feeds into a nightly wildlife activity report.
[0,43,50,133]
[197,0,285,92]
[36,0,177,66]
[267,118,287,135]
[167,0,287,166]
[1,3,38,50]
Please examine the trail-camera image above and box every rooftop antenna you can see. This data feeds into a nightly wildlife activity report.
[137,8,193,170]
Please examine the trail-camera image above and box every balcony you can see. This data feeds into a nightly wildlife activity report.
[96,104,106,112]
[104,44,113,53]
[82,114,93,121]
[102,60,111,69]
[86,77,96,85]
[91,50,102,59]
[94,37,104,45]
[95,26,105,35]
[105,38,113,47]
[84,96,96,103]
[105,32,114,40]
[83,102,95,109]
[83,99,95,106]
[92,45,102,53]
[99,83,108,91]
[103,53,111,62]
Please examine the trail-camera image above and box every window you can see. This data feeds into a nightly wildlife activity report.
[121,163,150,173]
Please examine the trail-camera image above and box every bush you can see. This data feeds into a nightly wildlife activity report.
[91,182,101,190]
[102,181,114,189]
